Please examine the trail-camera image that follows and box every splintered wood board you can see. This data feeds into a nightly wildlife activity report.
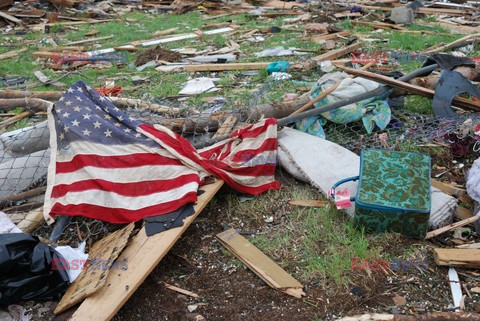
[69,179,224,321]
[289,200,328,207]
[216,228,304,298]
[433,248,480,268]
[55,223,135,314]
[313,42,362,62]
[9,207,44,233]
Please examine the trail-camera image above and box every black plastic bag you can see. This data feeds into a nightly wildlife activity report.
[0,233,70,305]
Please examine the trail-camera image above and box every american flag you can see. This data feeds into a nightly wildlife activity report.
[44,81,280,224]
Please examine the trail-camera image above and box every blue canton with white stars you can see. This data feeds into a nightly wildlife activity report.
[53,80,158,149]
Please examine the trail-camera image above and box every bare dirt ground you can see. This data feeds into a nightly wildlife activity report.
[111,179,480,321]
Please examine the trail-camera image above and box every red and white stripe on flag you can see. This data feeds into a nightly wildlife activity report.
[45,111,280,224]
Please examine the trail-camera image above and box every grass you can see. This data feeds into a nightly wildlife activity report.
[221,183,384,286]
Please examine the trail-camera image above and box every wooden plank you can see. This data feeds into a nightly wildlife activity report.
[456,205,474,220]
[334,12,362,18]
[55,224,135,314]
[0,11,22,23]
[69,179,224,321]
[0,48,27,60]
[217,228,304,298]
[212,115,237,140]
[352,21,404,30]
[313,42,362,62]
[361,5,470,16]
[28,19,113,32]
[336,66,480,112]
[66,35,114,46]
[424,33,480,54]
[431,179,467,198]
[289,200,328,207]
[10,207,44,233]
[263,0,305,9]
[38,46,87,52]
[309,31,350,42]
[457,243,480,249]
[164,283,199,298]
[184,62,271,72]
[425,216,479,239]
[433,248,480,268]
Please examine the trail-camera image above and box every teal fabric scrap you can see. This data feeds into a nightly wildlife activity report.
[295,84,391,138]
[266,61,289,74]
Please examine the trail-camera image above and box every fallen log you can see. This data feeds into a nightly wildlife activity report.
[0,89,63,100]
[0,98,53,112]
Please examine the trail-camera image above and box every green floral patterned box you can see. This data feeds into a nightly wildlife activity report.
[332,149,431,238]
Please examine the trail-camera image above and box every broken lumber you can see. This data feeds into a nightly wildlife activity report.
[141,27,233,47]
[425,216,479,239]
[38,46,87,52]
[336,312,480,321]
[309,31,350,42]
[456,205,474,220]
[410,65,480,90]
[336,66,480,112]
[8,208,44,233]
[0,11,22,23]
[68,179,224,321]
[55,224,135,314]
[184,62,271,72]
[66,35,114,46]
[289,200,328,207]
[352,21,404,30]
[0,48,27,60]
[433,248,480,268]
[0,110,33,133]
[313,42,362,62]
[431,179,467,198]
[217,228,305,298]
[164,283,199,298]
[360,5,471,16]
[424,33,480,54]
[28,19,113,32]
[212,115,237,140]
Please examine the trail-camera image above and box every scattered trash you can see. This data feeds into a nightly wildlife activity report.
[179,77,219,95]
[0,234,69,305]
